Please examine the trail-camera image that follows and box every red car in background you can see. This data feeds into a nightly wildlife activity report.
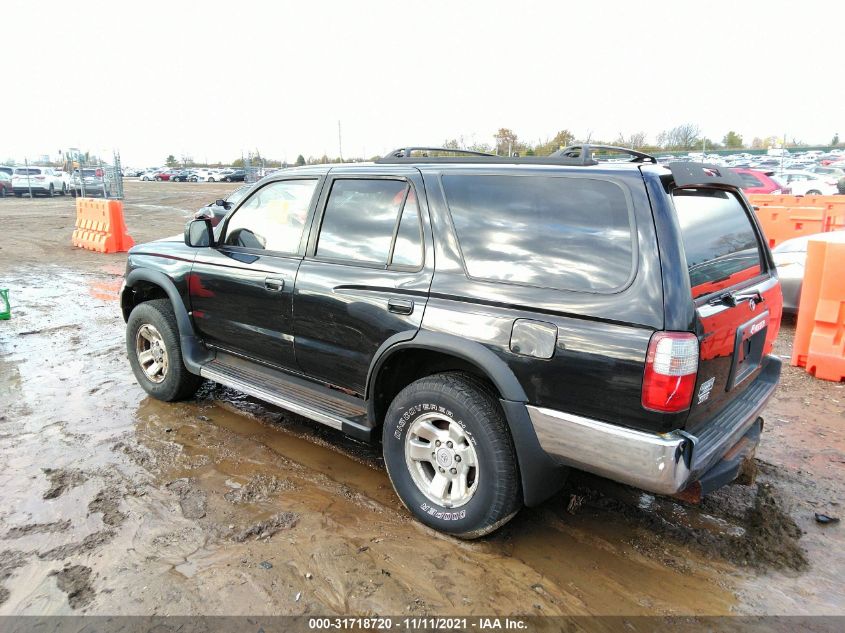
[154,169,179,181]
[729,167,790,194]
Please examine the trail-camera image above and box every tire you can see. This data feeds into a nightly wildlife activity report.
[224,177,232,182]
[45,184,54,197]
[208,177,215,182]
[382,372,522,539]
[15,192,23,197]
[126,299,203,401]
[60,184,66,196]
[807,189,822,195]
[155,177,161,181]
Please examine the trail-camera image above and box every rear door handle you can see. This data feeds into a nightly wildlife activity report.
[264,277,285,292]
[388,298,414,315]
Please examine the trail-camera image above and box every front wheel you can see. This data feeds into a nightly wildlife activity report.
[382,372,522,539]
[807,189,822,195]
[59,184,66,196]
[126,299,203,401]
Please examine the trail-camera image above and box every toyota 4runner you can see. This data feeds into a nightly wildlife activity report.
[121,145,783,538]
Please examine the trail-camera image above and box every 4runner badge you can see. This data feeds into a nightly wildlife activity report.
[697,377,716,404]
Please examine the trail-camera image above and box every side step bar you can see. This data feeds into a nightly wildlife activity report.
[199,353,373,442]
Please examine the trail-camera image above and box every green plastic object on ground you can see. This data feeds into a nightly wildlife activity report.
[0,289,9,320]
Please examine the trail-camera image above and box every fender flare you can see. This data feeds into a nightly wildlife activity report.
[366,331,565,506]
[123,269,213,373]
[366,330,528,404]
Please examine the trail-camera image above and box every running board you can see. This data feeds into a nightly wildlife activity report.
[199,354,373,441]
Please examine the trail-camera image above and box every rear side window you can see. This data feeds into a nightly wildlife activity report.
[737,173,763,188]
[317,179,414,265]
[672,189,763,299]
[442,174,634,292]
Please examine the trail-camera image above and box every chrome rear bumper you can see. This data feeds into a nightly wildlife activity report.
[526,355,780,496]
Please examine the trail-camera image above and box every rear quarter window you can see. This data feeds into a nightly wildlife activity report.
[672,189,763,299]
[442,174,635,293]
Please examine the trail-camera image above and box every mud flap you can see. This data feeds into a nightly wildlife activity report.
[674,417,763,504]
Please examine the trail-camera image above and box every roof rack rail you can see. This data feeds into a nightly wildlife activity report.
[377,147,495,162]
[551,144,658,165]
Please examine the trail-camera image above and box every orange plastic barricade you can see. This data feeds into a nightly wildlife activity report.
[792,240,845,381]
[71,198,134,253]
[747,194,844,248]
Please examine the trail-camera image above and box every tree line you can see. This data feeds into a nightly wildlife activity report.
[160,126,843,168]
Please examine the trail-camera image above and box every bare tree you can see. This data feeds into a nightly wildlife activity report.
[657,123,701,150]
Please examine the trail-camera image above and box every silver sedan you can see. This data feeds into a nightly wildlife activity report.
[772,230,845,314]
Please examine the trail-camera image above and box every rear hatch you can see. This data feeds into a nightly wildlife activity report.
[12,168,44,185]
[671,186,782,435]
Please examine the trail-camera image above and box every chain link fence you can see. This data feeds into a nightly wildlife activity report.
[72,151,124,199]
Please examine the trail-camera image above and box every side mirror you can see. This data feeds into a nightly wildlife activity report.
[185,218,214,247]
[215,199,227,207]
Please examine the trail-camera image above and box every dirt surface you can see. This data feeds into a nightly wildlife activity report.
[0,181,843,615]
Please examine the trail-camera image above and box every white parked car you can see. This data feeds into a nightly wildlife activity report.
[207,169,234,182]
[188,169,215,182]
[773,170,838,196]
[139,169,160,181]
[11,166,67,197]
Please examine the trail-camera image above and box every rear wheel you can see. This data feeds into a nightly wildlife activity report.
[126,299,203,401]
[45,184,54,197]
[224,177,232,182]
[60,184,66,196]
[382,372,522,539]
[807,189,822,195]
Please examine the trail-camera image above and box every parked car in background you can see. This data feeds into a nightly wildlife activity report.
[808,165,845,180]
[170,170,193,182]
[197,183,252,226]
[0,165,14,177]
[188,169,215,182]
[0,171,11,197]
[729,168,788,194]
[772,230,845,314]
[140,169,159,181]
[773,170,837,196]
[207,169,233,182]
[220,169,246,182]
[11,166,66,197]
[155,169,179,182]
[70,168,110,197]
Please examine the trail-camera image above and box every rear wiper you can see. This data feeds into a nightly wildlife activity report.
[708,290,763,308]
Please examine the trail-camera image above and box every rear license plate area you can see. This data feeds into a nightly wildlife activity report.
[727,311,769,391]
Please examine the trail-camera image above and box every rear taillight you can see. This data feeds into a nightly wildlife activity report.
[642,332,699,413]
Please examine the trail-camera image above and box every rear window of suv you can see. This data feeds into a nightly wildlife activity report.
[14,168,42,175]
[672,189,763,298]
[442,174,635,292]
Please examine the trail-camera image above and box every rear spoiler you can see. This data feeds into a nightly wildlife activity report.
[668,162,743,189]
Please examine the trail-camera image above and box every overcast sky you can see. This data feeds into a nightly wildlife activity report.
[2,0,843,166]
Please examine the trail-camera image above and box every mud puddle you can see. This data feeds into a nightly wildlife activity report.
[0,266,841,615]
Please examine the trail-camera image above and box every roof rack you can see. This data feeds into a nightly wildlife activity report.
[377,147,495,161]
[375,144,659,167]
[551,144,658,164]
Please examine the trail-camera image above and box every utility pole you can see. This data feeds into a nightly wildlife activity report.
[338,120,343,161]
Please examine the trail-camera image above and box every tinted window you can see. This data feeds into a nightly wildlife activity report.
[389,188,423,268]
[14,168,42,175]
[737,173,763,188]
[223,179,317,253]
[442,175,634,292]
[673,189,763,298]
[317,179,408,264]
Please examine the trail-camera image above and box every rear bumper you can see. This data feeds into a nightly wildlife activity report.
[526,355,781,496]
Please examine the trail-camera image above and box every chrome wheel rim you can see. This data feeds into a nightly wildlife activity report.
[404,412,479,508]
[135,324,169,383]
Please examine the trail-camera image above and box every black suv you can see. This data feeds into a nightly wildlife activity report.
[121,145,783,538]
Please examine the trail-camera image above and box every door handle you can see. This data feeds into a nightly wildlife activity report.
[388,298,414,315]
[264,277,285,292]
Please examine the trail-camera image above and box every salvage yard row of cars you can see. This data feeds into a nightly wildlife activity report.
[128,167,249,182]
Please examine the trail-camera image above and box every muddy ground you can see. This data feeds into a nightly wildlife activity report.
[0,181,842,616]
